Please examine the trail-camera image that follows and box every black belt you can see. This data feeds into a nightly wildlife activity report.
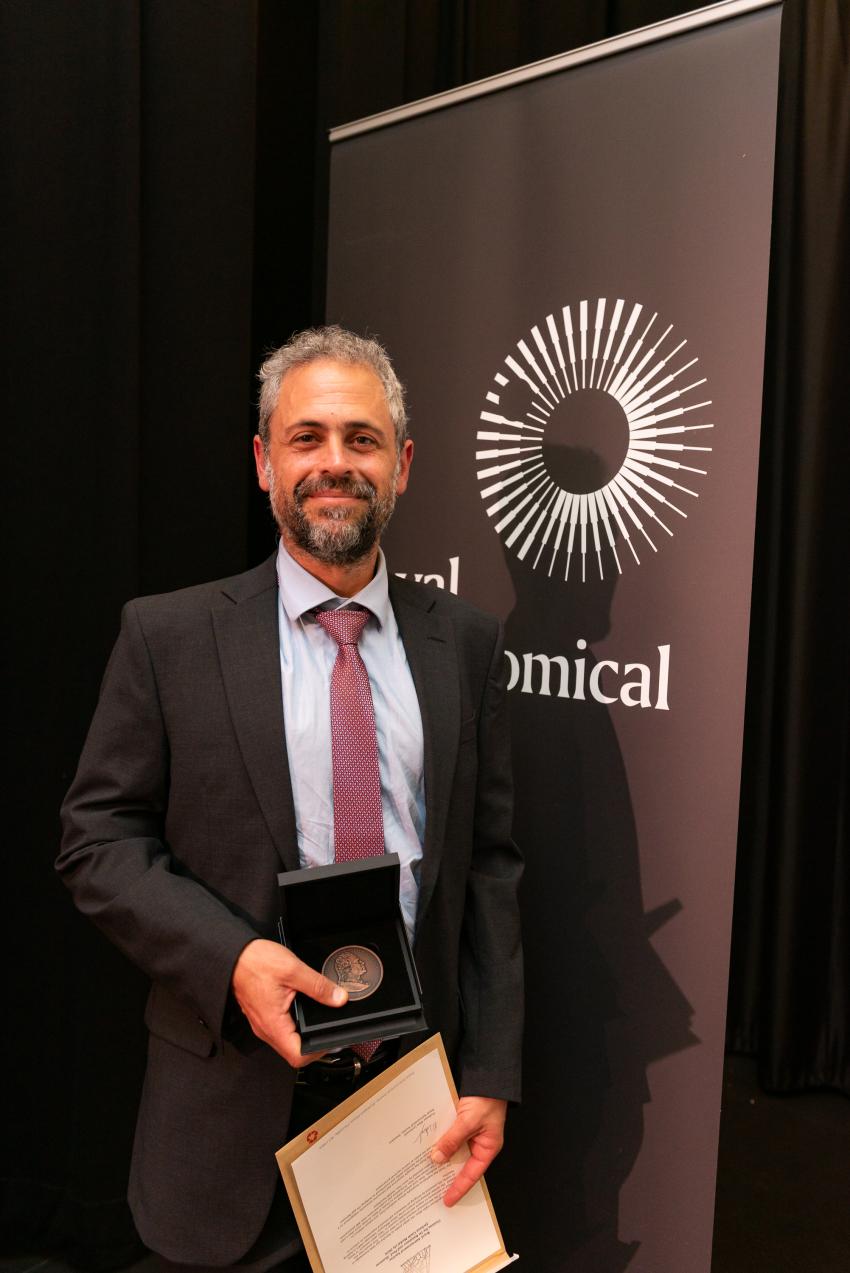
[295,1043,396,1089]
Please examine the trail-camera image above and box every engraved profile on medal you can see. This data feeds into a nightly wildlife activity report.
[322,944,383,1000]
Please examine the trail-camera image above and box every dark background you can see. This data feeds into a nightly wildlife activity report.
[2,1,847,1267]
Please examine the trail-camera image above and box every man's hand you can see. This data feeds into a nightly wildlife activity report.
[231,938,348,1067]
[430,1096,508,1207]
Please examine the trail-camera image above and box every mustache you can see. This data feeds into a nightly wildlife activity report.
[294,475,377,502]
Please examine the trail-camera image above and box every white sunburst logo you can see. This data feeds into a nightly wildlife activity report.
[476,299,713,580]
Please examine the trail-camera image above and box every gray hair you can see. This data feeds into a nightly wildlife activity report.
[257,325,408,452]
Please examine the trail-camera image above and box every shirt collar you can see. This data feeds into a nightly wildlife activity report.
[275,540,390,629]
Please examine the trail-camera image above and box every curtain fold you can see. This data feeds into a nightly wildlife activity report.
[2,2,261,1265]
[728,0,850,1093]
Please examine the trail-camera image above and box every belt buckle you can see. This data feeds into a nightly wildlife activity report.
[296,1049,364,1087]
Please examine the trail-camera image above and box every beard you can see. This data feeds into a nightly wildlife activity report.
[266,466,398,567]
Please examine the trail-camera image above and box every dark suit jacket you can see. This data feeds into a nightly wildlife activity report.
[58,554,523,1265]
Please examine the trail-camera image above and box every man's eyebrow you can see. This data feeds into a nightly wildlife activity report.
[285,417,386,431]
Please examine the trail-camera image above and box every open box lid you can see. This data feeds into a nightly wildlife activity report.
[277,854,402,941]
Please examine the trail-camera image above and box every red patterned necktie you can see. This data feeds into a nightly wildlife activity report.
[314,606,384,1062]
[314,607,385,861]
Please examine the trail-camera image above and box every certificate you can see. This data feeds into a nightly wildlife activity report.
[276,1035,518,1273]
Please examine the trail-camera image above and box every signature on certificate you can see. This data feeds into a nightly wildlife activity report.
[417,1120,438,1145]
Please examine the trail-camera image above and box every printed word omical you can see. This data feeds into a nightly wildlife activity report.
[505,642,670,710]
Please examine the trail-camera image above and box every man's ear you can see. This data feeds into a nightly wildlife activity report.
[253,435,270,491]
[395,438,414,496]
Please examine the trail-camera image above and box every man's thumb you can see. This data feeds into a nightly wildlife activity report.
[293,961,349,1007]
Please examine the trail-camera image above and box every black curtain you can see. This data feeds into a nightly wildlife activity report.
[2,3,311,1264]
[726,0,850,1093]
[2,0,846,1267]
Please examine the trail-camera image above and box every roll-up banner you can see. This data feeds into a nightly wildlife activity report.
[327,3,781,1269]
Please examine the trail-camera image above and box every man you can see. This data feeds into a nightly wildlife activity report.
[330,950,371,995]
[58,326,523,1272]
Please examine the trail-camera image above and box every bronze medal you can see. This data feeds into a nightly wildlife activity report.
[322,944,384,1000]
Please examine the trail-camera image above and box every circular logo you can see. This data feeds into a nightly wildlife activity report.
[322,944,384,1000]
[476,299,712,579]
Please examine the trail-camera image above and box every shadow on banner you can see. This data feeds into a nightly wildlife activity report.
[487,446,698,1272]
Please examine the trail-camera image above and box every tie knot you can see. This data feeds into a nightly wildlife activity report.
[314,606,369,647]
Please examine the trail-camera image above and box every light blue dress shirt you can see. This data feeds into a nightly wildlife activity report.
[275,541,425,941]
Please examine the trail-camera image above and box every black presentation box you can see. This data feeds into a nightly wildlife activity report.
[277,854,427,1052]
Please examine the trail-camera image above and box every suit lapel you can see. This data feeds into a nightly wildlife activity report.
[212,557,301,872]
[211,563,460,892]
[389,577,460,925]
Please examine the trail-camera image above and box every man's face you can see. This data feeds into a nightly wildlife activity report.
[254,359,413,568]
